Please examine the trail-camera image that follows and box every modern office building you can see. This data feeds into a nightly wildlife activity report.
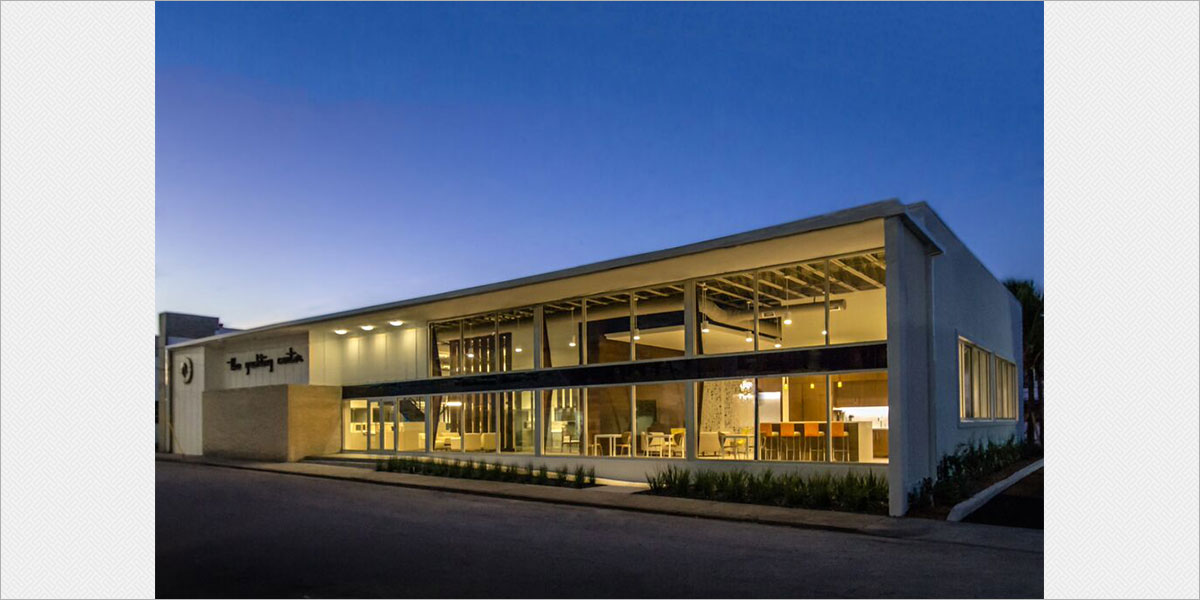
[162,200,1022,515]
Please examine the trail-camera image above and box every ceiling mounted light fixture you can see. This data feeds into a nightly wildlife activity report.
[514,347,523,353]
[632,328,641,341]
[360,325,374,331]
[389,320,404,327]
[783,311,793,326]
[333,329,348,335]
[745,335,754,343]
[466,351,475,358]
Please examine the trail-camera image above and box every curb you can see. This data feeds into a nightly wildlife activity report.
[947,459,1044,522]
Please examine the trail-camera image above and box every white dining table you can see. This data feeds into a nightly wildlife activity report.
[593,433,623,456]
[721,433,754,459]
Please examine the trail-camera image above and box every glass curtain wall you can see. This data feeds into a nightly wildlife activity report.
[586,385,632,456]
[342,399,369,451]
[585,294,633,364]
[698,373,886,464]
[632,285,686,361]
[697,273,758,355]
[757,261,828,350]
[634,383,686,457]
[543,388,584,455]
[498,390,534,453]
[396,396,428,451]
[828,250,887,344]
[831,372,889,462]
[543,301,584,368]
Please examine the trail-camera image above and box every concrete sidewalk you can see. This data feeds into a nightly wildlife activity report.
[156,453,1042,554]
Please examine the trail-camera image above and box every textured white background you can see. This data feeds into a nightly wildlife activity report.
[1,2,1198,599]
[1,2,155,598]
[1044,2,1198,599]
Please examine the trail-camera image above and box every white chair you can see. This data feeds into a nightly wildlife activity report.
[699,432,722,457]
[463,433,482,452]
[480,432,496,451]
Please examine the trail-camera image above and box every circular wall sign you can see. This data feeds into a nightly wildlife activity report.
[181,356,194,384]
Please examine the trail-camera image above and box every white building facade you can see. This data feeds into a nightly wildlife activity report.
[163,200,1022,515]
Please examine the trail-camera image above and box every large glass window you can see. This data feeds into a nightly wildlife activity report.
[757,261,828,350]
[634,383,686,458]
[697,272,758,355]
[959,338,993,420]
[432,393,495,452]
[498,390,534,453]
[396,396,427,451]
[697,379,755,459]
[430,321,462,376]
[761,375,827,462]
[342,399,369,451]
[828,250,888,344]
[586,385,632,456]
[585,294,633,364]
[543,388,583,455]
[831,372,889,463]
[496,308,535,372]
[996,358,1018,420]
[632,285,686,361]
[543,302,584,368]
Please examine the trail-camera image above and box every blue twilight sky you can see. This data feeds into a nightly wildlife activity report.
[156,1,1043,331]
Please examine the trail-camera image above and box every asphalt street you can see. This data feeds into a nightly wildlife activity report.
[156,461,1042,598]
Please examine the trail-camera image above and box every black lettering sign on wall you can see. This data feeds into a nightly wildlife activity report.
[226,347,304,376]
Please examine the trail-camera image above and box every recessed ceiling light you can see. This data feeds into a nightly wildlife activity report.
[333,329,348,335]
[389,320,404,327]
[360,325,375,331]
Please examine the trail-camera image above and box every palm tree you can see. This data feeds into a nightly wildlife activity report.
[1004,279,1043,444]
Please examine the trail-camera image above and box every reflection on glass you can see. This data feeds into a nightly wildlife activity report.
[697,273,758,355]
[585,295,632,364]
[369,400,396,451]
[632,286,686,361]
[543,388,583,455]
[831,372,889,463]
[432,394,496,452]
[586,385,631,456]
[633,383,686,458]
[498,390,534,453]
[460,314,497,375]
[828,251,887,344]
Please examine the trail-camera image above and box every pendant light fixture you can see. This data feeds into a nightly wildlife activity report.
[568,306,577,347]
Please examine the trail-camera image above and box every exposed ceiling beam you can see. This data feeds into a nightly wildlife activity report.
[798,262,856,293]
[831,258,883,289]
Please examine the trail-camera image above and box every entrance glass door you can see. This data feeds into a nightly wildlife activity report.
[368,399,396,452]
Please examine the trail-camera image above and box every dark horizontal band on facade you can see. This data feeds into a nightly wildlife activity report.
[342,343,887,399]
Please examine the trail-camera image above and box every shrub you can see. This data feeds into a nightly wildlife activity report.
[909,435,1042,510]
[573,465,587,489]
[644,466,888,515]
[555,465,569,487]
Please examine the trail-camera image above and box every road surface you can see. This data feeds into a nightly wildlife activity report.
[156,461,1042,598]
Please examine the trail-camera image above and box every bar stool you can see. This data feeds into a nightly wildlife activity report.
[803,422,825,461]
[830,421,850,462]
[779,423,801,461]
[758,423,778,460]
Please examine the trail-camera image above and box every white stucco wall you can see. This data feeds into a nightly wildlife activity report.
[308,326,426,386]
[909,204,1024,462]
[168,346,205,455]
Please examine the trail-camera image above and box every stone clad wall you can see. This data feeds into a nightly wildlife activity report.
[203,385,341,461]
